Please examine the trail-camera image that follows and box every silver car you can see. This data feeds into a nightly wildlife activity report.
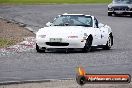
[108,0,132,16]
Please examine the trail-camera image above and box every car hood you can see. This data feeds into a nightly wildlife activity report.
[37,26,92,38]
[108,3,132,8]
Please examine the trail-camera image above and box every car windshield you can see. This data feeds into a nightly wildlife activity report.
[52,15,93,27]
[113,0,132,4]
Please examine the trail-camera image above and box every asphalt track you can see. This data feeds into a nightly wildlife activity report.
[0,4,132,83]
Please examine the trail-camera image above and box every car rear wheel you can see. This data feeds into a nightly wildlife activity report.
[82,36,93,53]
[103,36,112,50]
[36,44,45,53]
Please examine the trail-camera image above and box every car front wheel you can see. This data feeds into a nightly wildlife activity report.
[36,44,45,53]
[82,37,93,53]
[103,36,112,50]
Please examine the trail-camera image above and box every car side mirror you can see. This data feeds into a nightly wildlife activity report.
[46,22,52,26]
[98,23,104,28]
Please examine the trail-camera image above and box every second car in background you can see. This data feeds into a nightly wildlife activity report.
[108,0,132,16]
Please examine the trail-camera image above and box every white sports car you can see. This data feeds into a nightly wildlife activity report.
[36,13,113,52]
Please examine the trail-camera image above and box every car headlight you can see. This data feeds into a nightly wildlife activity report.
[108,7,113,11]
[38,35,46,38]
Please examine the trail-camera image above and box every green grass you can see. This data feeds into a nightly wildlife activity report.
[0,0,111,4]
[0,38,14,48]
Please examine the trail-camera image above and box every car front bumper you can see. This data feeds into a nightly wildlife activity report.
[108,11,132,15]
[36,38,86,49]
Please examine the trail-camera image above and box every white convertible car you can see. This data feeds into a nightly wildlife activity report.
[36,13,113,52]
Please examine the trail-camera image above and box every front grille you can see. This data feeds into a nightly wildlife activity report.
[46,42,69,46]
[112,6,129,11]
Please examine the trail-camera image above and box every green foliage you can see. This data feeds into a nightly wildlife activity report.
[0,38,14,48]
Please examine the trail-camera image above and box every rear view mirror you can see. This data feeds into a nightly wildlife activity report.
[46,22,52,26]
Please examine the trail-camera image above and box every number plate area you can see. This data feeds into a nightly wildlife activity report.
[50,38,62,42]
[115,11,123,14]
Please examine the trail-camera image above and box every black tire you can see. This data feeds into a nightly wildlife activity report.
[36,44,45,53]
[76,76,86,86]
[82,36,93,53]
[103,36,112,50]
[108,12,112,16]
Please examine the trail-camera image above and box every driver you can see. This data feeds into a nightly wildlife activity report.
[62,17,74,26]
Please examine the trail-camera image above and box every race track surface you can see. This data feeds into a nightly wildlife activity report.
[0,4,132,83]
